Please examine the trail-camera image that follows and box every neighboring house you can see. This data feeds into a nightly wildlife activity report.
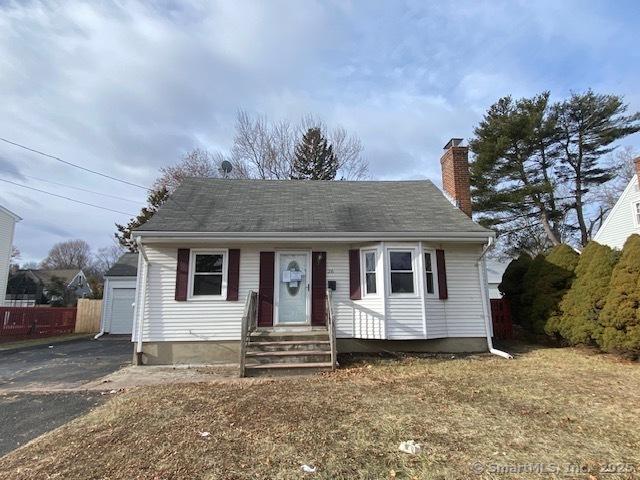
[485,259,510,299]
[130,138,498,372]
[0,205,21,306]
[594,157,640,249]
[99,253,138,335]
[6,268,92,306]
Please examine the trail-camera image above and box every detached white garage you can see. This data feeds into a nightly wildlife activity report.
[100,253,138,335]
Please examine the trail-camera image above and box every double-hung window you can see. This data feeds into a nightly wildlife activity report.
[190,251,226,298]
[389,250,415,294]
[362,250,377,295]
[634,201,640,227]
[424,251,435,294]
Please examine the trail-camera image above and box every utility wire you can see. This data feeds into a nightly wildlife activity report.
[1,136,203,224]
[0,170,143,204]
[0,178,138,216]
[0,137,150,191]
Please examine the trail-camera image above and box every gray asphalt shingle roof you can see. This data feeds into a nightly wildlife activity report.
[136,178,490,235]
[105,253,139,277]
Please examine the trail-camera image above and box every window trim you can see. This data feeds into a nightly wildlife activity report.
[360,249,379,297]
[187,248,228,300]
[423,249,438,297]
[634,201,640,228]
[387,248,418,297]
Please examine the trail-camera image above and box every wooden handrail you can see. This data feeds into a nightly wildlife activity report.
[326,289,337,370]
[239,290,258,378]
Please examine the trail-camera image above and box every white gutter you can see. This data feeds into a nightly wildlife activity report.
[477,237,513,359]
[134,238,150,363]
[132,231,495,243]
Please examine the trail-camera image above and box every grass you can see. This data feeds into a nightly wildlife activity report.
[0,345,639,479]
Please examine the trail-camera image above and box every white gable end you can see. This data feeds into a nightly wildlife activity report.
[594,174,640,249]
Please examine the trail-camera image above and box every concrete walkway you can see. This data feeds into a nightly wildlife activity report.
[82,364,240,390]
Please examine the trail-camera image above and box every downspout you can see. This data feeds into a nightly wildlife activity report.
[477,237,513,359]
[94,277,109,339]
[134,238,150,365]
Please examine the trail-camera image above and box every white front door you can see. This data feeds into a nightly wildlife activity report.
[275,252,310,325]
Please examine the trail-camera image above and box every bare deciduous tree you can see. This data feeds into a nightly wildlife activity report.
[153,149,225,193]
[93,245,125,274]
[40,239,92,270]
[596,146,638,212]
[231,111,368,180]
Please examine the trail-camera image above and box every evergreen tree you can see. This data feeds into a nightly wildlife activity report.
[115,187,169,252]
[498,253,532,326]
[470,93,565,251]
[291,127,338,180]
[520,245,579,334]
[547,241,619,344]
[598,234,640,356]
[554,90,640,245]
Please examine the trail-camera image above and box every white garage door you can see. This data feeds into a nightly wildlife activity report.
[109,288,135,334]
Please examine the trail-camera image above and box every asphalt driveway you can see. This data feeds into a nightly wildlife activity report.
[0,336,132,391]
[0,336,131,456]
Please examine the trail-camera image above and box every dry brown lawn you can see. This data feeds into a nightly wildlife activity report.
[1,345,639,480]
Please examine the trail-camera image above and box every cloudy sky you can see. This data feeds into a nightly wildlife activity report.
[1,0,639,262]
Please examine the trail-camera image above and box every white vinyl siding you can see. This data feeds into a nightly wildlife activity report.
[594,175,640,249]
[134,241,488,343]
[0,209,18,306]
[423,243,486,338]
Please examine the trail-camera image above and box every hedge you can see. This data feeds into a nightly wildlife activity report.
[597,234,640,356]
[547,241,620,345]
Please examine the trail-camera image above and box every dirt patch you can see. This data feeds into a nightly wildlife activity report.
[0,345,639,479]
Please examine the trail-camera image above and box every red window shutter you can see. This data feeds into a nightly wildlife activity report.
[227,249,240,301]
[311,252,327,326]
[258,252,275,327]
[436,249,448,300]
[349,249,361,300]
[175,249,190,301]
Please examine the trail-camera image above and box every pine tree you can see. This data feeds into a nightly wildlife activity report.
[470,93,565,250]
[598,234,640,356]
[547,241,619,344]
[554,90,640,245]
[291,127,338,180]
[115,187,169,252]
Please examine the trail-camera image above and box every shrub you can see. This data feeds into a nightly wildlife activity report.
[547,241,620,344]
[598,234,640,357]
[498,253,532,325]
[521,245,579,334]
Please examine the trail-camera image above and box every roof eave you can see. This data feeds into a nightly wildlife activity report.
[132,230,495,243]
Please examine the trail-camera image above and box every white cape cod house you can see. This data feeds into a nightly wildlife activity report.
[131,139,498,375]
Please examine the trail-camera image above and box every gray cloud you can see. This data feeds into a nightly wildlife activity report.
[0,0,638,261]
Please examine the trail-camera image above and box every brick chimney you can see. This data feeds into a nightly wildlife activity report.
[635,156,640,179]
[440,138,472,217]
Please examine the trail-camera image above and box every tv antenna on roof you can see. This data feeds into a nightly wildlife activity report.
[220,160,233,178]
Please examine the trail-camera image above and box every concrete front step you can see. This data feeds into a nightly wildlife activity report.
[245,362,333,377]
[249,334,329,343]
[246,351,331,365]
[247,340,331,352]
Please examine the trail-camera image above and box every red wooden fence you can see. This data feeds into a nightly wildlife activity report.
[490,298,513,340]
[0,307,77,339]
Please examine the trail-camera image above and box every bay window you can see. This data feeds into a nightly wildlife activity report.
[362,250,377,295]
[389,250,415,294]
